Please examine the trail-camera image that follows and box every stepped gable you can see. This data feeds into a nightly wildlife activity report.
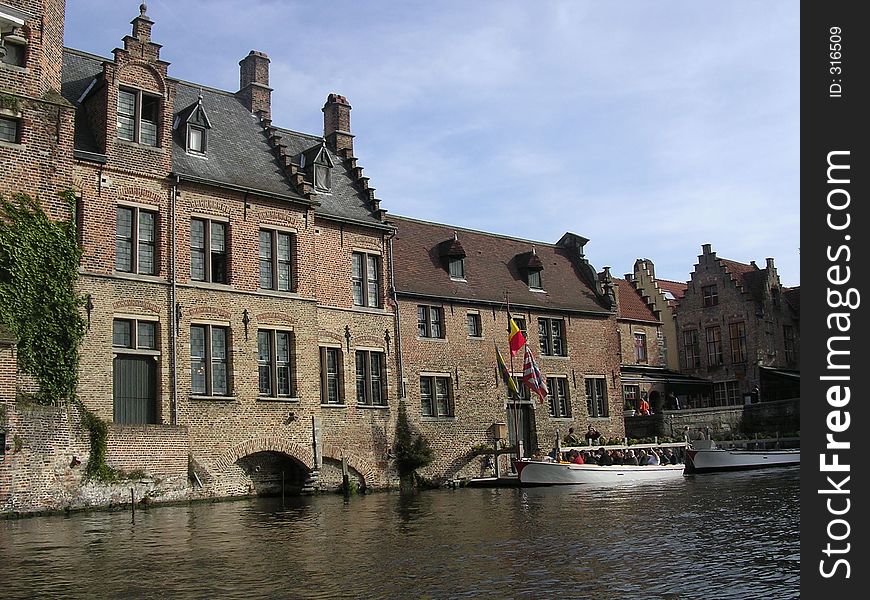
[262,125,387,225]
[719,257,769,302]
[390,216,610,314]
[615,279,660,323]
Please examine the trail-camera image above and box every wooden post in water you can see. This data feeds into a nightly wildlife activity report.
[342,456,350,497]
[130,487,135,521]
[282,471,285,505]
[494,439,501,479]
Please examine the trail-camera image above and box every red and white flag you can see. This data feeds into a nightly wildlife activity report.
[521,345,548,403]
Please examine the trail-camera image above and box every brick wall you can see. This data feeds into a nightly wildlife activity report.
[106,424,189,477]
[398,298,624,480]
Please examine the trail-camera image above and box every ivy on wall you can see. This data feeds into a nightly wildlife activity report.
[0,191,85,405]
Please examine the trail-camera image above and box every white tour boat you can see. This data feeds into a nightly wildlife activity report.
[683,440,800,474]
[513,459,684,486]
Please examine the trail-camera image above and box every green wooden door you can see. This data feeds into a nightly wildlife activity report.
[113,356,157,424]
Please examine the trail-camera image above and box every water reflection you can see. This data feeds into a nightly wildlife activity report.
[1,469,798,599]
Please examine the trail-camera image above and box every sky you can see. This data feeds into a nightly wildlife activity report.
[64,1,800,287]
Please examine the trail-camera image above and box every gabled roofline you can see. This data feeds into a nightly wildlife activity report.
[389,214,564,248]
[394,290,612,317]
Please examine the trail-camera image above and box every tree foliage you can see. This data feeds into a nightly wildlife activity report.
[393,400,434,481]
[0,191,85,404]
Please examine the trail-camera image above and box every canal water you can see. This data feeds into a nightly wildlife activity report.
[1,469,798,599]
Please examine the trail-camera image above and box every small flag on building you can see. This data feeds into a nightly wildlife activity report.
[508,318,526,357]
[495,344,519,398]
[522,344,548,403]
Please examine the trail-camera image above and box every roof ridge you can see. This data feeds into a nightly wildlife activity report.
[63,46,112,62]
[389,214,562,248]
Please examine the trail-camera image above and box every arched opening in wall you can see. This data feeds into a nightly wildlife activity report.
[235,451,308,496]
[318,457,366,493]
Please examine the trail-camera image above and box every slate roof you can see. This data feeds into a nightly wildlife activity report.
[60,48,386,226]
[389,216,611,314]
[61,49,104,154]
[615,279,659,323]
[172,82,304,200]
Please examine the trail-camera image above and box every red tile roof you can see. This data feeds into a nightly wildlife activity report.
[389,216,610,314]
[655,279,686,307]
[615,279,659,322]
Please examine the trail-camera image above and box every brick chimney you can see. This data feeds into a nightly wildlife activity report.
[323,93,354,155]
[237,50,272,120]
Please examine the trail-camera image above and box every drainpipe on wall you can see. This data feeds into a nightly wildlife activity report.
[170,175,179,425]
[386,232,405,399]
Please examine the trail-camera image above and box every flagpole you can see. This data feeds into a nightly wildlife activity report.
[505,292,523,463]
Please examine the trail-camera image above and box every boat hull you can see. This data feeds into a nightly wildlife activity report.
[684,448,800,474]
[513,460,684,485]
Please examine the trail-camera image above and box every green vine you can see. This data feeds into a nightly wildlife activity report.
[0,92,21,112]
[0,191,85,405]
[393,400,434,489]
[81,407,114,481]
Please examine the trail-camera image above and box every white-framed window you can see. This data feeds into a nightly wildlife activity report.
[190,218,227,283]
[702,284,718,307]
[113,318,158,351]
[355,350,386,406]
[729,322,747,363]
[683,330,700,369]
[547,377,571,418]
[585,376,608,417]
[420,375,453,417]
[259,229,293,291]
[258,330,293,397]
[187,125,206,154]
[352,252,380,307]
[417,305,444,338]
[466,312,482,337]
[190,324,230,396]
[705,326,722,367]
[634,332,647,363]
[116,205,156,275]
[449,257,465,280]
[118,88,159,146]
[320,347,344,405]
[713,380,740,406]
[538,317,566,356]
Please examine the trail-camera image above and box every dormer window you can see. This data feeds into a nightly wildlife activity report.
[118,88,159,146]
[519,247,544,290]
[315,163,331,191]
[175,95,212,156]
[187,125,206,153]
[439,232,467,281]
[449,257,465,280]
[528,269,543,290]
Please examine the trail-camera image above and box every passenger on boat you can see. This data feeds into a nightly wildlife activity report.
[611,449,624,465]
[623,449,639,465]
[597,448,614,466]
[564,427,581,446]
[572,451,585,465]
[646,448,661,465]
[662,448,678,465]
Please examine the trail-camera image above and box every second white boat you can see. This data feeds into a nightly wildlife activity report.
[513,459,685,485]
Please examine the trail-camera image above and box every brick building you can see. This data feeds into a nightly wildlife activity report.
[3,1,399,494]
[674,244,800,408]
[388,217,624,478]
[629,259,686,372]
